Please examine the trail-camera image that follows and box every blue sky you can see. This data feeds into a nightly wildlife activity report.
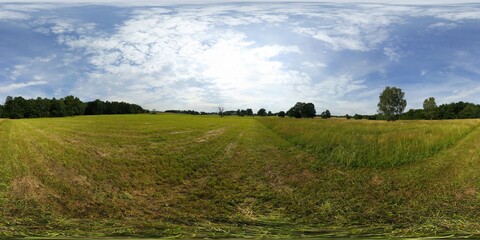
[1,1,480,114]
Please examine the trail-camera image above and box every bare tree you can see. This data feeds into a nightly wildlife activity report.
[218,106,224,117]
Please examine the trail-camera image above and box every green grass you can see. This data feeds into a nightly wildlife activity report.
[258,117,479,167]
[1,114,480,238]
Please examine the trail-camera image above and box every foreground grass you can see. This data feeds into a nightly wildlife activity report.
[0,114,480,238]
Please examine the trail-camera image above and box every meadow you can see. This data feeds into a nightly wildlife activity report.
[259,118,479,167]
[1,114,480,238]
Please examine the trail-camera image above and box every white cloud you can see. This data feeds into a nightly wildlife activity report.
[445,85,480,103]
[0,81,47,93]
[32,17,97,37]
[7,55,57,80]
[292,9,399,51]
[9,64,27,80]
[428,9,480,21]
[319,75,367,96]
[21,3,427,111]
[383,46,402,62]
[41,7,306,110]
[428,22,457,30]
[302,61,327,69]
[0,10,30,20]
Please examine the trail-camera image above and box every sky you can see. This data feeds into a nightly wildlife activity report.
[1,1,480,114]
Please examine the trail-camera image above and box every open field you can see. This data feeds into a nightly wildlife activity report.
[1,114,480,238]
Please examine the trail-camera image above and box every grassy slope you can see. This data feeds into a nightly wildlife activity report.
[0,115,480,237]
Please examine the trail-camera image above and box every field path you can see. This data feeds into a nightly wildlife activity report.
[399,121,480,201]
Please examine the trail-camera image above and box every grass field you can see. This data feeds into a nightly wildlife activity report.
[1,114,480,238]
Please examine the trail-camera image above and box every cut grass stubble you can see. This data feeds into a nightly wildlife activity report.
[1,115,480,237]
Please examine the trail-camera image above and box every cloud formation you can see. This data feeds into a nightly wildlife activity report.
[1,2,480,114]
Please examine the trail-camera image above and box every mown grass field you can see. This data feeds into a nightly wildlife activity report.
[1,114,480,238]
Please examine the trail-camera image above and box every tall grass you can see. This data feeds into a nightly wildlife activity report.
[258,118,479,168]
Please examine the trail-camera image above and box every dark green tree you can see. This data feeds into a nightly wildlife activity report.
[286,102,316,118]
[353,114,362,120]
[85,99,105,115]
[400,109,424,120]
[303,103,316,118]
[377,86,407,121]
[50,98,66,117]
[320,110,331,119]
[257,108,267,116]
[286,103,302,118]
[4,96,27,119]
[63,95,86,116]
[459,104,480,119]
[278,111,285,117]
[246,108,253,116]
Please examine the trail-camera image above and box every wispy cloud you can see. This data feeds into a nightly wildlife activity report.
[428,22,457,30]
[0,10,30,20]
[0,81,47,93]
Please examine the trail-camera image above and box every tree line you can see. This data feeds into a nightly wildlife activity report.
[213,86,480,121]
[0,96,147,119]
[355,86,480,121]
[401,100,480,120]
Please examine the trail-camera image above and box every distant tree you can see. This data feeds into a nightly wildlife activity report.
[459,104,480,119]
[63,95,86,116]
[367,115,378,120]
[32,97,51,118]
[1,95,145,119]
[353,114,362,120]
[303,103,316,118]
[286,103,302,118]
[165,110,200,115]
[218,106,224,117]
[398,101,480,120]
[257,108,267,116]
[320,110,331,119]
[286,102,316,118]
[246,108,253,116]
[4,96,27,119]
[50,98,66,117]
[400,109,425,120]
[278,111,286,118]
[85,99,105,115]
[346,114,351,119]
[221,110,235,116]
[267,111,273,116]
[437,102,467,119]
[423,97,437,120]
[377,86,407,121]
